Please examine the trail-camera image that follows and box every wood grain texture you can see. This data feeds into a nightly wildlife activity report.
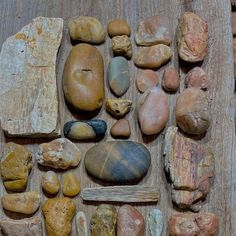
[0,0,235,235]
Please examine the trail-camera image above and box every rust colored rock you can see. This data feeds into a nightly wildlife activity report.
[177,12,208,62]
[169,213,218,236]
[162,67,180,92]
[112,35,132,59]
[110,119,131,138]
[108,19,131,37]
[117,205,145,236]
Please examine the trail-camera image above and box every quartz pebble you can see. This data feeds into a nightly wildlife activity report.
[108,19,131,37]
[148,209,164,236]
[63,172,81,197]
[42,171,60,195]
[162,67,180,92]
[76,211,89,236]
[112,35,132,58]
[106,99,132,118]
[110,119,131,138]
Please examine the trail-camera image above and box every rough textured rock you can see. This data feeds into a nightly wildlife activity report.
[164,126,214,211]
[148,209,164,236]
[108,19,131,37]
[41,171,60,195]
[1,142,32,192]
[63,172,81,197]
[36,138,81,169]
[110,119,131,138]
[106,99,132,118]
[162,67,180,92]
[177,12,208,62]
[135,16,171,46]
[117,205,145,236]
[43,197,76,236]
[76,211,89,236]
[84,141,151,182]
[112,35,132,58]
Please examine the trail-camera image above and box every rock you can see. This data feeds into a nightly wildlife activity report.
[108,56,130,97]
[169,213,218,236]
[137,87,169,135]
[117,205,145,236]
[41,171,60,195]
[175,87,210,135]
[0,142,32,192]
[84,141,151,182]
[164,126,214,211]
[76,211,89,236]
[1,191,40,214]
[134,44,173,69]
[112,35,132,58]
[43,197,76,236]
[63,172,81,197]
[64,120,107,140]
[108,19,131,37]
[232,12,236,36]
[63,43,104,112]
[162,67,180,92]
[233,38,236,80]
[0,216,42,236]
[90,204,117,236]
[177,12,208,62]
[106,99,132,118]
[136,69,159,93]
[135,16,171,46]
[148,209,164,236]
[185,67,209,90]
[68,16,105,44]
[110,119,131,138]
[0,17,62,137]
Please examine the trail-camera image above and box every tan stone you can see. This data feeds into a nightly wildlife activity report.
[110,119,131,138]
[108,19,131,37]
[63,172,81,197]
[41,171,60,195]
[112,35,132,58]
[162,67,180,92]
[106,99,132,118]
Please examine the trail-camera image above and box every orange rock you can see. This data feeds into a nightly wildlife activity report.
[162,67,180,92]
[108,19,131,37]
[110,119,131,138]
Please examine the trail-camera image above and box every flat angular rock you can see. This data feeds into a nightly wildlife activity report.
[148,209,164,236]
[76,211,89,236]
[0,17,63,137]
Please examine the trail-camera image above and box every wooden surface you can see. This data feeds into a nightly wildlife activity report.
[0,0,235,235]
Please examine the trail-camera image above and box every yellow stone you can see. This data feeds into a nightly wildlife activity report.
[106,99,132,118]
[42,171,60,195]
[63,172,81,197]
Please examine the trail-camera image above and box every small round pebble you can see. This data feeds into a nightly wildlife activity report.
[110,119,131,139]
[62,172,81,197]
[108,19,131,37]
[42,171,60,195]
[162,67,180,92]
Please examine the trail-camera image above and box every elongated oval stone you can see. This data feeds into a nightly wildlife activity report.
[148,209,164,236]
[62,172,81,197]
[42,171,60,195]
[84,141,151,182]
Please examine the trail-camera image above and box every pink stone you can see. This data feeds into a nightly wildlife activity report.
[162,67,180,92]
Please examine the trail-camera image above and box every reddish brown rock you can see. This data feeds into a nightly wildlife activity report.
[110,119,131,139]
[162,67,180,92]
[108,19,131,37]
[117,205,145,236]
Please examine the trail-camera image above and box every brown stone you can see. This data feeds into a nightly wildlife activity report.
[108,19,131,37]
[110,119,131,138]
[233,38,236,80]
[112,35,132,58]
[41,171,60,195]
[162,67,180,92]
[62,172,81,197]
[232,12,236,36]
[106,99,132,118]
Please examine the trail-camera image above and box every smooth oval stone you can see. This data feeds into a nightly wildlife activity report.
[148,209,164,236]
[42,171,60,195]
[162,67,180,92]
[64,119,107,140]
[135,16,171,46]
[84,141,151,182]
[62,172,81,197]
[134,44,173,69]
[108,57,130,97]
[63,43,104,112]
[138,87,169,135]
[110,119,131,139]
[68,16,106,44]
[106,99,132,118]
[112,35,132,59]
[108,19,131,37]
[76,211,89,236]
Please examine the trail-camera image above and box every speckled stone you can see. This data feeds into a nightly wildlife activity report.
[148,209,164,236]
[106,99,132,118]
[62,172,81,197]
[112,35,132,58]
[41,171,60,195]
[110,119,131,139]
[108,19,131,37]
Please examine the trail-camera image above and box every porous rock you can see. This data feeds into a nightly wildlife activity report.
[106,99,132,118]
[112,35,132,58]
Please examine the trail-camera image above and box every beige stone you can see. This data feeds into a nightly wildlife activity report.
[108,19,131,37]
[76,211,89,236]
[63,172,81,197]
[106,99,132,118]
[42,171,60,195]
[112,35,132,58]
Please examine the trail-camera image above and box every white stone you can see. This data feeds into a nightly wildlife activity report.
[76,211,89,236]
[148,208,164,236]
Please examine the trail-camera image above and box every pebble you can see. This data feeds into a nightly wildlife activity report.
[137,87,169,135]
[43,197,76,236]
[41,171,60,195]
[108,19,131,37]
[134,44,173,69]
[36,138,81,170]
[84,141,151,182]
[108,56,130,96]
[176,87,210,135]
[136,69,159,93]
[63,43,104,112]
[0,142,32,192]
[90,204,117,236]
[1,191,40,215]
[112,35,132,58]
[63,172,81,197]
[110,119,131,138]
[68,16,106,44]
[117,205,145,236]
[64,120,107,140]
[106,99,132,118]
[135,16,171,46]
[148,209,164,236]
[76,211,89,236]
[162,67,180,92]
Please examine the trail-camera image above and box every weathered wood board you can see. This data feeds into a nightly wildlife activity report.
[0,0,235,235]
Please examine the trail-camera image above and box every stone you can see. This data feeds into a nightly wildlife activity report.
[117,205,145,236]
[0,17,62,137]
[64,119,107,140]
[233,38,236,80]
[68,16,105,44]
[0,216,42,236]
[84,141,151,182]
[1,191,40,214]
[63,172,81,197]
[134,44,173,69]
[112,35,132,58]
[232,12,236,36]
[90,204,117,236]
[176,87,210,135]
[41,171,60,195]
[185,67,210,90]
[36,138,81,169]
[76,211,89,236]
[1,142,32,192]
[148,209,164,236]
[106,99,132,118]
[108,19,131,37]
[43,197,76,236]
[177,12,208,62]
[108,56,130,96]
[135,16,171,46]
[136,69,159,93]
[63,43,104,112]
[162,67,180,92]
[110,119,131,138]
[169,213,218,236]
[164,126,214,211]
[137,87,169,135]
